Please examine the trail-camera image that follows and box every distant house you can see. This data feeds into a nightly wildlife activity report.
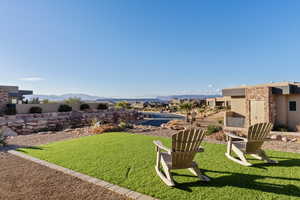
[223,82,300,131]
[206,97,231,108]
[0,85,33,113]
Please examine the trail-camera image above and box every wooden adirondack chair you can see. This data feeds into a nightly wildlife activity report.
[225,122,278,166]
[153,128,210,186]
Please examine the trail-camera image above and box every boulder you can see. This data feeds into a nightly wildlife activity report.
[290,138,297,142]
[1,126,18,136]
[270,134,282,141]
[282,136,288,142]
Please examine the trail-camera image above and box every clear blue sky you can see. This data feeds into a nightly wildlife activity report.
[1,1,300,98]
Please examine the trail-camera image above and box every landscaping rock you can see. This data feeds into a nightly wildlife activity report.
[1,126,18,137]
[164,120,185,130]
[0,110,140,135]
[282,136,288,142]
[290,138,297,142]
[64,128,73,132]
[270,134,282,141]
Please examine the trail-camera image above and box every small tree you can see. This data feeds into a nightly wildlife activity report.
[179,102,193,122]
[115,101,131,109]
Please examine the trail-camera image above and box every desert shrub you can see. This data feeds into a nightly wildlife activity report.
[0,128,7,146]
[218,119,224,125]
[4,104,16,115]
[97,103,108,110]
[273,125,289,132]
[29,106,42,114]
[58,104,72,112]
[206,125,222,135]
[80,104,90,111]
[118,121,133,129]
[115,101,131,109]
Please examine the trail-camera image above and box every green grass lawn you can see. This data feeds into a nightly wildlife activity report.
[19,132,300,200]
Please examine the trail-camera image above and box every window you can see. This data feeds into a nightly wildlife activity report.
[289,101,297,111]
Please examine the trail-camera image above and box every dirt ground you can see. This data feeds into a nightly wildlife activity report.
[0,153,128,200]
[4,130,93,149]
[0,130,129,200]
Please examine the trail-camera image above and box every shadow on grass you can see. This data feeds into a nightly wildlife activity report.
[253,157,300,168]
[0,144,44,152]
[172,161,300,198]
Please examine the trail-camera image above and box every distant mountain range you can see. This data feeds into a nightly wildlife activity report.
[27,93,221,102]
[27,93,105,101]
[156,94,221,101]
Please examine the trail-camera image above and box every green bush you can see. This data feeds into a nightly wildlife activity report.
[97,103,108,110]
[118,121,133,129]
[58,104,72,112]
[207,125,222,135]
[29,106,42,114]
[0,129,7,146]
[80,104,90,111]
[115,101,131,109]
[4,105,16,115]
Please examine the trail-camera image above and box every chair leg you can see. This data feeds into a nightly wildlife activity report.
[225,144,252,166]
[226,137,232,155]
[154,152,175,186]
[188,162,210,181]
[251,150,278,164]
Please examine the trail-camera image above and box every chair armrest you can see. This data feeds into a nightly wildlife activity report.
[153,140,171,153]
[225,132,247,142]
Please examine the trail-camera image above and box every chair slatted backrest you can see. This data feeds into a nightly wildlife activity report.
[171,128,206,169]
[246,122,273,153]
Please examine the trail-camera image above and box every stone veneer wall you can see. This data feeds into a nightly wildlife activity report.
[0,109,140,135]
[245,87,276,127]
[0,89,9,114]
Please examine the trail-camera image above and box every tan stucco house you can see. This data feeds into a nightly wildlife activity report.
[206,96,231,108]
[222,82,300,131]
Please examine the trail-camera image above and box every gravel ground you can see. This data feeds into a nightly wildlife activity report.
[0,130,128,200]
[4,130,93,149]
[0,153,128,200]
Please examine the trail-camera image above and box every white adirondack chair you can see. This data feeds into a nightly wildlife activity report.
[225,122,278,166]
[153,128,210,186]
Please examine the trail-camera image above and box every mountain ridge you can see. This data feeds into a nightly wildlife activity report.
[27,93,221,101]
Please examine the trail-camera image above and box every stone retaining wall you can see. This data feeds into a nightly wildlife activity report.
[0,109,140,135]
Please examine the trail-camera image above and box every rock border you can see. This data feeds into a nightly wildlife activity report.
[8,150,158,200]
